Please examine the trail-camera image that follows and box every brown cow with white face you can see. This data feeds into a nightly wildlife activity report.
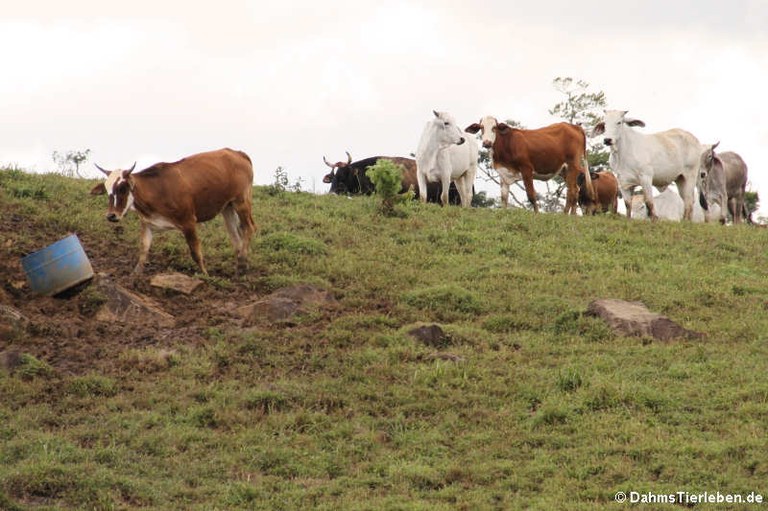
[90,148,256,276]
[466,116,593,214]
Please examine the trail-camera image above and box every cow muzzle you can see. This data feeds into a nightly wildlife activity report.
[482,140,493,149]
[603,138,613,147]
[106,212,120,223]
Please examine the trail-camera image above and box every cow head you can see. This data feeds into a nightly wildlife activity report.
[699,141,721,180]
[89,162,137,222]
[592,110,646,147]
[465,116,505,149]
[323,151,357,194]
[431,110,465,147]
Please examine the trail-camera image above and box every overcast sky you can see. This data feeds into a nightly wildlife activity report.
[3,1,767,213]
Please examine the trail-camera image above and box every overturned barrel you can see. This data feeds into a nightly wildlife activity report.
[21,234,94,296]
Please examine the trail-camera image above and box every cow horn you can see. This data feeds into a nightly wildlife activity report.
[711,141,720,151]
[94,163,111,176]
[323,156,335,169]
[345,151,352,165]
[126,162,136,175]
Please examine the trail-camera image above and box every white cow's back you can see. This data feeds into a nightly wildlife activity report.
[613,127,702,188]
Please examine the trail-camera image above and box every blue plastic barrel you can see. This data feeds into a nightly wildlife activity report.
[21,234,95,296]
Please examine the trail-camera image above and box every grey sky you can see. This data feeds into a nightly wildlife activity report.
[3,1,766,213]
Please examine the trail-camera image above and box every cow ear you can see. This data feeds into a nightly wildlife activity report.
[592,122,605,137]
[625,118,645,128]
[90,183,107,195]
[322,173,333,184]
[465,123,482,134]
[495,123,511,134]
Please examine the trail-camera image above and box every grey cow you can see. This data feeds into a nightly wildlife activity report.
[698,142,749,224]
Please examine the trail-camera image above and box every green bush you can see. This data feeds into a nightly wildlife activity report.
[366,159,405,215]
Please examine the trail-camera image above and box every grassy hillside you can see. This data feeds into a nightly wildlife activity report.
[1,167,767,510]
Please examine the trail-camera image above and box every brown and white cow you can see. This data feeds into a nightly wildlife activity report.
[577,171,619,215]
[465,116,594,214]
[90,148,256,276]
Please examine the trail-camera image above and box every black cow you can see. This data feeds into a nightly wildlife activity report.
[322,152,466,205]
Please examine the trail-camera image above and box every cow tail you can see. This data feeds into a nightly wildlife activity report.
[580,130,596,203]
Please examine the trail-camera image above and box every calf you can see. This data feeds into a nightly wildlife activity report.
[578,171,619,214]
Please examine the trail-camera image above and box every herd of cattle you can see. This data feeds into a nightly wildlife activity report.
[89,110,752,275]
[324,110,750,223]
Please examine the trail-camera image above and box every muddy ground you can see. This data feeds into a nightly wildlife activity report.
[0,209,267,375]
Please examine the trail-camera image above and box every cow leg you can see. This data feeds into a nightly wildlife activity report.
[718,197,728,224]
[133,222,153,276]
[499,179,510,208]
[440,175,451,207]
[638,177,658,221]
[222,205,243,250]
[417,172,429,203]
[622,185,634,219]
[521,169,538,213]
[222,204,246,273]
[454,175,471,208]
[676,176,695,221]
[234,200,256,272]
[731,197,743,224]
[182,226,208,276]
[564,168,580,215]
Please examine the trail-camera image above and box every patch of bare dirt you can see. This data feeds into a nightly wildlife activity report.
[0,213,270,375]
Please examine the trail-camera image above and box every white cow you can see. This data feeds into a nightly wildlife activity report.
[416,110,478,207]
[630,188,705,222]
[698,142,750,224]
[593,110,702,221]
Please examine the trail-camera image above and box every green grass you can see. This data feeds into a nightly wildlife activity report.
[1,167,768,509]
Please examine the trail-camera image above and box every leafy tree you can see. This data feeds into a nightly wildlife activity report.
[537,77,610,211]
[549,77,609,169]
[52,149,90,178]
[266,166,303,196]
[744,190,759,223]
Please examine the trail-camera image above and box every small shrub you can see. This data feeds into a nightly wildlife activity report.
[366,159,405,216]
